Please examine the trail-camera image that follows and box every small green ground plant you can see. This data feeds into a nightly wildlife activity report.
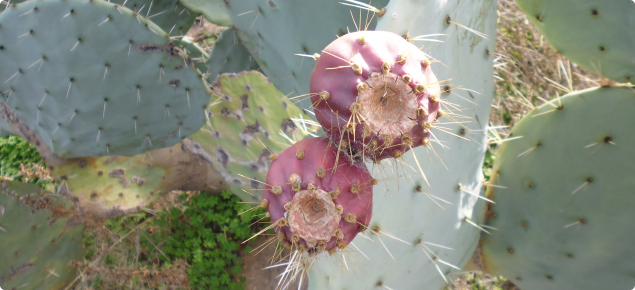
[75,190,264,289]
[0,136,53,191]
[156,190,264,289]
[0,136,42,178]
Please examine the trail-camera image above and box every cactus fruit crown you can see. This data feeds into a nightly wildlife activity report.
[262,137,373,255]
[310,30,441,163]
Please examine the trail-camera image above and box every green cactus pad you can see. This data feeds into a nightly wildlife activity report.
[481,87,635,290]
[206,28,260,82]
[180,0,232,27]
[0,181,84,290]
[309,0,496,289]
[514,0,635,83]
[224,0,389,111]
[0,112,11,137]
[187,70,315,201]
[0,0,211,158]
[52,139,225,217]
[109,0,197,36]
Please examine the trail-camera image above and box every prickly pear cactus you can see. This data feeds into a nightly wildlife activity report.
[179,0,232,27]
[187,71,316,201]
[51,139,225,217]
[0,0,211,158]
[514,0,635,83]
[206,28,260,82]
[0,115,11,137]
[480,87,635,290]
[224,0,389,111]
[0,181,84,290]
[109,0,198,36]
[309,0,496,289]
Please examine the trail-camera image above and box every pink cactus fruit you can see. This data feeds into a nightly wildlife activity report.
[310,30,442,162]
[262,137,374,255]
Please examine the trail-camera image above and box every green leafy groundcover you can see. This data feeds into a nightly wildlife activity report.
[156,190,264,289]
[0,135,42,177]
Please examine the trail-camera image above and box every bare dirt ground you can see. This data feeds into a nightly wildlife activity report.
[186,18,225,43]
[241,236,309,290]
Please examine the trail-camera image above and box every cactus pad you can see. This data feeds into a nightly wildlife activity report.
[109,0,197,36]
[187,71,316,201]
[0,111,11,137]
[0,181,84,290]
[481,87,635,290]
[514,0,635,83]
[0,0,211,158]
[206,28,260,82]
[51,139,225,217]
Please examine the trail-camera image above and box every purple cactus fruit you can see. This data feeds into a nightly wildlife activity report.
[262,137,373,254]
[310,31,442,162]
